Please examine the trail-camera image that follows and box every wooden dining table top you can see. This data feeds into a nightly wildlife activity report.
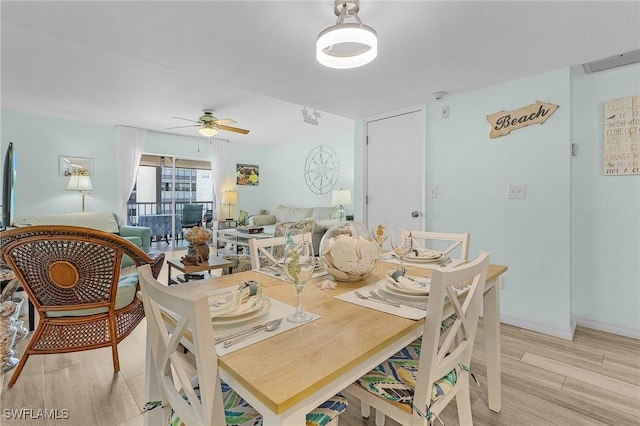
[171,260,508,415]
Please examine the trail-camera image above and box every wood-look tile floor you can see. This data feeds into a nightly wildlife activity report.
[2,251,639,425]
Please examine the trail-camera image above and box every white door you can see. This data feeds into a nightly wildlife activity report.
[365,106,426,244]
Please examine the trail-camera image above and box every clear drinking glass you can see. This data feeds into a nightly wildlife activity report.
[283,241,315,323]
[372,222,388,249]
[390,228,412,268]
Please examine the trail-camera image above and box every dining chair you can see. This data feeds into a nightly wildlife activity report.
[345,252,490,426]
[0,225,165,388]
[403,230,471,260]
[137,264,348,426]
[248,232,313,270]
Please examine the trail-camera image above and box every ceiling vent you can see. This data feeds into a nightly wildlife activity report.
[583,50,640,74]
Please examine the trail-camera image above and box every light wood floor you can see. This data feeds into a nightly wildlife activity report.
[2,250,639,425]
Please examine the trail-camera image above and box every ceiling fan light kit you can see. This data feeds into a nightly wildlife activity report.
[316,0,377,69]
[167,109,250,137]
[198,122,218,137]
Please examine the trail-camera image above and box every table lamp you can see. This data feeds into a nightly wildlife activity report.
[331,189,351,222]
[221,191,238,220]
[66,174,93,212]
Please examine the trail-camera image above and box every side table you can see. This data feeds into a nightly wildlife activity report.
[167,257,234,285]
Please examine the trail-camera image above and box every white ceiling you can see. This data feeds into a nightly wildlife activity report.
[2,1,639,146]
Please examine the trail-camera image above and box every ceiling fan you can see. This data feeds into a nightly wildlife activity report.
[167,110,250,137]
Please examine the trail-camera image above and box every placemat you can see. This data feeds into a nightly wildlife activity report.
[214,298,320,356]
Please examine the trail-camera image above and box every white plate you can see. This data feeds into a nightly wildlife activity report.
[385,271,431,295]
[377,281,430,301]
[405,250,443,263]
[211,298,271,325]
[216,296,265,318]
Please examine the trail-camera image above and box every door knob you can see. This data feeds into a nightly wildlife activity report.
[411,211,420,218]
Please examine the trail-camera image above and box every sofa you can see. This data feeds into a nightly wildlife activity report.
[13,212,152,268]
[248,204,340,254]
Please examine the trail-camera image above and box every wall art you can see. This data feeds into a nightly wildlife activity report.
[604,95,639,176]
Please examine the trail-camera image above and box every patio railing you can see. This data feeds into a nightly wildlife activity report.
[126,201,214,226]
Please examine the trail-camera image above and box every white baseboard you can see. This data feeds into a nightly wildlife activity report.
[574,316,640,339]
[497,314,575,340]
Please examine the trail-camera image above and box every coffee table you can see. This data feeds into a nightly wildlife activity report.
[166,257,234,285]
[217,228,274,255]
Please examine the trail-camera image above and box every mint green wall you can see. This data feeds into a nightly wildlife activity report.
[1,110,355,224]
[425,68,573,337]
[571,64,640,337]
[1,111,122,216]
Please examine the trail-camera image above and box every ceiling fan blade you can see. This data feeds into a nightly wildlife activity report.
[171,116,201,124]
[213,118,236,126]
[166,124,200,129]
[218,125,250,135]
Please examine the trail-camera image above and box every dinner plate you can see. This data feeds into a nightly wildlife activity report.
[405,250,443,263]
[211,297,272,325]
[216,295,266,318]
[385,271,431,295]
[377,281,430,301]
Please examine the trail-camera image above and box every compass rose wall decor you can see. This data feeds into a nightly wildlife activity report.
[304,145,340,195]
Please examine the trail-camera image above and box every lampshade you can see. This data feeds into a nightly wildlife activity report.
[199,123,218,137]
[316,0,377,69]
[221,191,238,205]
[331,189,352,206]
[66,175,92,192]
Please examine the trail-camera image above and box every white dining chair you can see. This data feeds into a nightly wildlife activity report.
[403,230,471,260]
[345,252,490,426]
[248,232,313,270]
[137,264,347,426]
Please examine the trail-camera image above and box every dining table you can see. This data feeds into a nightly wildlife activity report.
[143,259,508,426]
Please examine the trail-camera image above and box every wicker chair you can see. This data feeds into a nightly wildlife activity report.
[0,225,165,388]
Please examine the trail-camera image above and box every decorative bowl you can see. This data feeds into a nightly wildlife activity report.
[319,221,380,282]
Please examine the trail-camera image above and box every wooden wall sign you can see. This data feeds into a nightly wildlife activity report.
[487,101,559,139]
[603,95,639,176]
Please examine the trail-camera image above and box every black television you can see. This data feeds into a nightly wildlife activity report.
[2,142,16,228]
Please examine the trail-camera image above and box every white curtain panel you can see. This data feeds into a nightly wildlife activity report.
[209,139,228,219]
[115,126,146,224]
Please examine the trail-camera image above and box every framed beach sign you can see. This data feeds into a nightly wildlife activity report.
[59,156,93,177]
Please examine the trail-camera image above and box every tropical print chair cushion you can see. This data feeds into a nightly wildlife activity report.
[354,313,460,405]
[354,339,460,405]
[168,378,347,426]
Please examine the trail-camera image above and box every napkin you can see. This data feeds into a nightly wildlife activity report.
[386,270,431,293]
[407,248,442,260]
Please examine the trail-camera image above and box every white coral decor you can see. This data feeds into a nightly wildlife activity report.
[184,226,212,244]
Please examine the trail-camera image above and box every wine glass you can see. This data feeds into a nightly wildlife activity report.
[390,229,412,269]
[282,241,315,323]
[372,222,388,249]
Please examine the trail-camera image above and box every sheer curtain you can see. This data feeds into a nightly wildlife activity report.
[115,126,146,224]
[208,139,229,219]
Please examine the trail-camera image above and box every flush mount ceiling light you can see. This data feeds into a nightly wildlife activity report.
[198,122,218,137]
[316,0,377,69]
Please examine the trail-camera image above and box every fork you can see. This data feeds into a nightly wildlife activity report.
[354,290,400,307]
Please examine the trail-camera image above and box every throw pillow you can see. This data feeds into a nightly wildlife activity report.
[311,207,337,221]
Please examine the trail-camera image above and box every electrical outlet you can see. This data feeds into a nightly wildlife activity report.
[428,186,437,198]
[507,184,526,199]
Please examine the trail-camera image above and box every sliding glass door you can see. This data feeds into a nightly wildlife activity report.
[127,155,214,245]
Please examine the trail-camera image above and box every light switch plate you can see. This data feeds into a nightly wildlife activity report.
[507,184,526,199]
[428,186,437,198]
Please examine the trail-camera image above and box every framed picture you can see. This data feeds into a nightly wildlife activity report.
[236,163,259,186]
[59,156,93,177]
